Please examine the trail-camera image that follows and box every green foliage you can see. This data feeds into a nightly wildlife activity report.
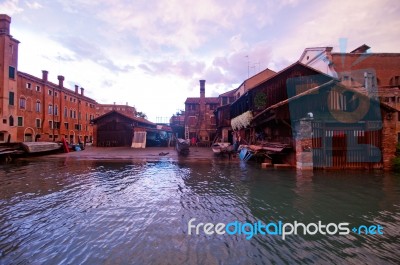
[396,143,400,156]
[391,143,400,171]
[392,157,400,172]
[254,92,267,110]
[136,111,147,119]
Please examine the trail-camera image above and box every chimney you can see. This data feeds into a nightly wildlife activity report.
[126,102,128,106]
[199,80,206,113]
[42,70,48,82]
[80,87,84,96]
[0,15,11,35]
[200,80,205,99]
[57,75,64,88]
[75,85,79,94]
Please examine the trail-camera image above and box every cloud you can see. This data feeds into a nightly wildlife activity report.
[139,59,206,78]
[25,1,43,9]
[0,0,23,15]
[271,0,400,64]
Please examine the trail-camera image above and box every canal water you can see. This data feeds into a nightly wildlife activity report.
[0,158,399,264]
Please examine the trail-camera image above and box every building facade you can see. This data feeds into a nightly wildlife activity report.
[95,103,136,119]
[0,14,140,144]
[184,80,219,145]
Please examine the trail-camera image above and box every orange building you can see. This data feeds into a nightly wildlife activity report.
[0,14,140,144]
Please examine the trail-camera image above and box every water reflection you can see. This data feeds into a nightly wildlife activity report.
[0,158,399,264]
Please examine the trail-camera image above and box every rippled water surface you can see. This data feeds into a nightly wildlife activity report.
[0,158,399,264]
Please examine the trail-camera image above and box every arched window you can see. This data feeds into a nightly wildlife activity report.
[36,100,41,112]
[9,116,14,126]
[19,97,26,109]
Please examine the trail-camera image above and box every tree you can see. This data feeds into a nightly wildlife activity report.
[136,111,147,119]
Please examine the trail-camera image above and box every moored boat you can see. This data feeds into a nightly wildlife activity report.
[211,142,232,154]
[176,138,190,155]
[21,142,63,154]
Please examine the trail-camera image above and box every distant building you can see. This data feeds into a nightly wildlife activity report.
[169,111,185,138]
[96,103,136,119]
[184,80,219,145]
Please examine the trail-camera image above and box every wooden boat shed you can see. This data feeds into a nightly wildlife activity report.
[92,111,156,147]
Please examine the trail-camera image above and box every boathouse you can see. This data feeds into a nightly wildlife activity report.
[92,111,156,147]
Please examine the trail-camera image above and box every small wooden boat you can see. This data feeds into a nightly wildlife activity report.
[21,142,62,154]
[176,138,190,155]
[211,142,232,154]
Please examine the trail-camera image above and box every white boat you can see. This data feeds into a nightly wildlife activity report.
[212,142,232,154]
[21,142,62,154]
[176,138,190,155]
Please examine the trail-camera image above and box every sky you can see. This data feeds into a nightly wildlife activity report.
[0,0,399,122]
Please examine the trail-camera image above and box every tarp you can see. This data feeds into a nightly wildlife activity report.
[131,131,147,148]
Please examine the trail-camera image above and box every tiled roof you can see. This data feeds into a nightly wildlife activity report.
[92,110,156,126]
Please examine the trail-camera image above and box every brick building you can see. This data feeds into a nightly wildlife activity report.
[299,44,400,142]
[0,14,140,144]
[184,80,219,145]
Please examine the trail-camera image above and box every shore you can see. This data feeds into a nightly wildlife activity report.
[46,145,232,162]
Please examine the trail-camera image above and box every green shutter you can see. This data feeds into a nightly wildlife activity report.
[9,92,14,105]
[9,66,15,79]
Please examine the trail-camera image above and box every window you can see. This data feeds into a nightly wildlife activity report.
[26,83,32,89]
[17,116,23,127]
[188,116,197,126]
[35,100,41,112]
[70,109,73,118]
[9,116,14,126]
[390,76,400,86]
[64,122,69,129]
[54,91,58,97]
[9,92,14,105]
[48,89,52,96]
[86,113,88,121]
[36,85,41,92]
[48,104,53,114]
[64,107,68,118]
[54,122,60,129]
[36,118,41,128]
[74,124,82,130]
[9,66,15,79]
[19,98,26,109]
[49,120,53,129]
[0,133,4,142]
[70,97,73,102]
[54,105,58,116]
[210,115,216,125]
[64,95,67,100]
[73,110,77,119]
